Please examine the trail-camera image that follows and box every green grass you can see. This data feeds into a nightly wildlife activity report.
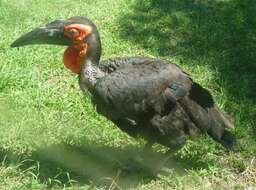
[0,0,256,189]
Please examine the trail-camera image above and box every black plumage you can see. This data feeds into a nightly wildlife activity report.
[88,56,235,150]
[11,16,236,152]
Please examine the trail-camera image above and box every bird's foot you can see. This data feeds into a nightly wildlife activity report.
[132,154,173,177]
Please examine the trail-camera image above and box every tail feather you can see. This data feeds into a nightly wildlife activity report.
[212,106,234,129]
[207,106,236,149]
[220,130,236,149]
[180,82,236,149]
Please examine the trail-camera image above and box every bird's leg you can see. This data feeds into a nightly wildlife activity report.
[141,148,176,177]
[142,141,154,154]
[129,142,155,174]
[156,149,176,175]
[136,143,176,176]
[134,141,153,163]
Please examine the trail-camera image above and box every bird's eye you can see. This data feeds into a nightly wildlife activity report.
[64,24,90,41]
[68,28,79,37]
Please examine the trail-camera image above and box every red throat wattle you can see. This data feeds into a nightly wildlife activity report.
[63,24,92,74]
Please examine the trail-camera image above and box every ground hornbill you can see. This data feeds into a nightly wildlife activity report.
[11,17,235,157]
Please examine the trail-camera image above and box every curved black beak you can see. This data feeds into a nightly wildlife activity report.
[11,20,72,47]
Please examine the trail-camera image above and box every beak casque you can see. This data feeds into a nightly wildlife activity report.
[11,20,72,47]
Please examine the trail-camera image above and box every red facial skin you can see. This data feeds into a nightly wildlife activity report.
[63,24,92,74]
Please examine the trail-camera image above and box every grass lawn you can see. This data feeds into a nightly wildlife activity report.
[0,0,256,189]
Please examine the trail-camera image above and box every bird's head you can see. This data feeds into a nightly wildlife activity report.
[11,17,101,74]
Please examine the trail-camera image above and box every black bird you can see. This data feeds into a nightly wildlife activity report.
[11,17,235,153]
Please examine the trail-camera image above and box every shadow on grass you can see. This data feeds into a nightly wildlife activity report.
[0,142,215,189]
[118,0,256,134]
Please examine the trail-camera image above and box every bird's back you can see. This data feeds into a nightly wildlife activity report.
[94,57,191,118]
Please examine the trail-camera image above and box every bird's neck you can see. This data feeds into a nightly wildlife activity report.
[79,59,105,91]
